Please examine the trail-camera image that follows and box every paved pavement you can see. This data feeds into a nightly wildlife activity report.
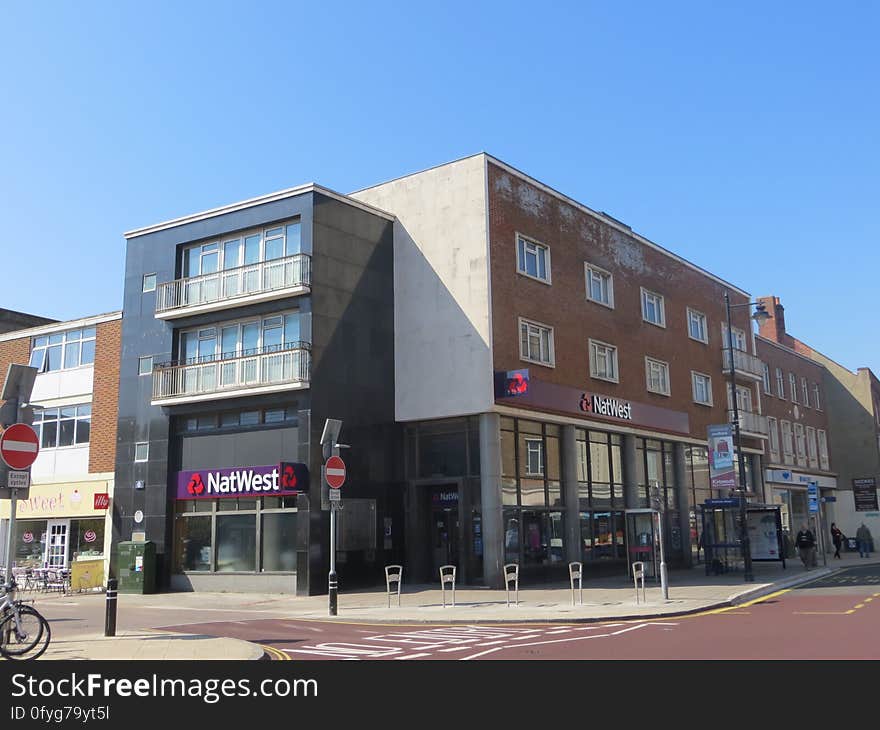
[26,551,878,660]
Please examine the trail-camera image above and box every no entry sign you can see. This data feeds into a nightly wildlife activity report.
[0,423,40,470]
[325,456,346,489]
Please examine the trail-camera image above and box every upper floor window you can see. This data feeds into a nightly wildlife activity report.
[29,327,96,373]
[801,377,810,407]
[692,371,712,405]
[589,339,619,383]
[768,417,780,460]
[519,317,554,366]
[721,323,747,352]
[179,311,305,363]
[641,288,665,327]
[762,363,772,394]
[181,219,302,278]
[817,430,829,470]
[813,384,822,411]
[142,273,157,293]
[33,405,91,449]
[645,357,670,396]
[687,308,708,343]
[794,423,807,465]
[516,234,551,284]
[789,373,798,403]
[781,420,794,463]
[585,263,613,307]
[776,367,785,398]
[728,384,754,413]
[806,426,818,469]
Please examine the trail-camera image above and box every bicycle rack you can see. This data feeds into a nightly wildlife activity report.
[384,565,403,608]
[632,561,646,604]
[569,561,583,606]
[439,565,456,607]
[503,563,519,607]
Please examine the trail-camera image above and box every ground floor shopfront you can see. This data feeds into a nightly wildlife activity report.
[765,468,838,558]
[0,477,113,587]
[402,409,763,589]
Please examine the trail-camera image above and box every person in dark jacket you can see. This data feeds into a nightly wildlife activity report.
[830,523,844,559]
[856,523,873,558]
[795,524,816,569]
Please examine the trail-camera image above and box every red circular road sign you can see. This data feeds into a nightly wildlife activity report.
[0,423,40,470]
[325,455,346,489]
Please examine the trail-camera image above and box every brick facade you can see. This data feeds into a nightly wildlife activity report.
[487,160,761,444]
[88,318,121,474]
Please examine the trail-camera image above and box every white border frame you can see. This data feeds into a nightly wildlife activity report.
[518,316,556,368]
[645,356,671,396]
[686,307,708,344]
[585,262,614,309]
[690,370,713,406]
[515,232,552,286]
[588,338,619,384]
[640,287,666,328]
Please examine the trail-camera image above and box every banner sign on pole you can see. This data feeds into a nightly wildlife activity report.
[707,424,736,490]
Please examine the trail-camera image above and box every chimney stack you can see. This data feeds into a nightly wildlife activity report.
[757,295,786,343]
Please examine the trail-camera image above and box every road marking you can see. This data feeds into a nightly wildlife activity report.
[854,604,865,609]
[395,653,431,660]
[259,644,291,661]
[792,611,854,615]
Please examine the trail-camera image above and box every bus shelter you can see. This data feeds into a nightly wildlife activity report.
[699,500,785,576]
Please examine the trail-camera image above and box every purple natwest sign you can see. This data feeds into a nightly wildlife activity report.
[176,463,308,500]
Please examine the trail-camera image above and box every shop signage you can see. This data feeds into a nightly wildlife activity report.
[853,478,879,512]
[175,462,309,500]
[495,369,530,398]
[22,531,33,543]
[494,374,689,434]
[704,498,741,507]
[579,393,633,420]
[94,493,110,510]
[84,530,97,543]
[807,481,819,513]
[707,424,736,490]
[431,490,459,506]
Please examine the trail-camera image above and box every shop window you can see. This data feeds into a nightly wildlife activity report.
[261,512,298,572]
[71,518,104,559]
[175,516,212,572]
[215,514,256,572]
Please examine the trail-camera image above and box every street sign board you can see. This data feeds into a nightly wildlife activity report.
[7,471,29,489]
[329,488,341,502]
[821,496,837,503]
[808,481,819,513]
[0,423,40,470]
[325,456,346,489]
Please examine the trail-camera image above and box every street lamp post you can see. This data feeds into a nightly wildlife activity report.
[723,292,771,583]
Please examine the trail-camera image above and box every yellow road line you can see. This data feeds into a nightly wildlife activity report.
[259,644,291,661]
[855,603,866,609]
[792,611,854,615]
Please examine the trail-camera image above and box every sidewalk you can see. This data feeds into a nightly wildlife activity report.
[34,551,877,660]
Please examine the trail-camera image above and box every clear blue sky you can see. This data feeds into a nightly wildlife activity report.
[1,2,877,372]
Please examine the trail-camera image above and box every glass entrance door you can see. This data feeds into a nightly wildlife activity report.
[44,520,70,569]
[626,510,657,578]
[429,488,460,576]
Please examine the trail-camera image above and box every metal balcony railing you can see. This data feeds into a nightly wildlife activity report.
[156,254,311,314]
[152,343,310,402]
[722,348,765,379]
[728,409,769,438]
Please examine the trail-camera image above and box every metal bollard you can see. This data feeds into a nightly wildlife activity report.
[328,570,338,616]
[104,577,118,637]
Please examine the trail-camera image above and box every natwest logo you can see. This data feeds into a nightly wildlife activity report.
[579,393,633,421]
[176,463,308,501]
[203,468,279,495]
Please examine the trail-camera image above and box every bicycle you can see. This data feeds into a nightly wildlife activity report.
[0,575,51,660]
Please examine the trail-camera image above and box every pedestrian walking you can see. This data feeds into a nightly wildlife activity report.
[830,523,844,559]
[856,523,873,558]
[795,524,816,570]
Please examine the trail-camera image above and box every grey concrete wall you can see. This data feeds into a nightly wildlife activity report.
[479,412,503,588]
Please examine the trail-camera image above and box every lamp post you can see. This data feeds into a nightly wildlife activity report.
[723,292,771,583]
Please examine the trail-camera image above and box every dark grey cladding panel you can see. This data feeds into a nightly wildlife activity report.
[179,428,299,471]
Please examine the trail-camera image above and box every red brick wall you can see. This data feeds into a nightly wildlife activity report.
[488,161,760,444]
[89,319,121,473]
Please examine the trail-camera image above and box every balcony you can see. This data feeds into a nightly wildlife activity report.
[728,409,769,439]
[722,348,765,381]
[155,254,311,319]
[151,343,310,406]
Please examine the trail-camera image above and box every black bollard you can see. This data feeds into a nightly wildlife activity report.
[105,577,118,637]
[328,570,338,616]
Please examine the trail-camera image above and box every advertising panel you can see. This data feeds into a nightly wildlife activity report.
[708,424,736,490]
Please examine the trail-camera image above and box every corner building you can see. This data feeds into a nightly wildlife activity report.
[115,186,397,595]
[352,154,770,588]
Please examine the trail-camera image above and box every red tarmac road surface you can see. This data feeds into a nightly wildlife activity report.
[162,565,880,660]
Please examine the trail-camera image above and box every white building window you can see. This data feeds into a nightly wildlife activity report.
[818,429,829,470]
[138,356,153,376]
[722,323,748,351]
[794,423,806,466]
[762,363,772,394]
[517,234,551,283]
[641,288,666,327]
[134,442,149,462]
[806,426,818,469]
[519,318,554,366]
[802,377,810,408]
[687,308,708,343]
[585,264,613,308]
[789,373,798,403]
[692,371,712,405]
[142,273,157,293]
[589,339,619,383]
[525,438,544,476]
[728,384,754,413]
[776,367,785,398]
[33,405,91,449]
[781,420,794,464]
[813,384,822,411]
[768,417,780,462]
[645,357,670,396]
[29,327,96,372]
[182,219,303,277]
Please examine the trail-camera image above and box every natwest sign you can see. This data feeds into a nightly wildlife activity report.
[176,463,308,500]
[579,393,633,421]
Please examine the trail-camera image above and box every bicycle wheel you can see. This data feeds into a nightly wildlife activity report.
[0,605,50,660]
